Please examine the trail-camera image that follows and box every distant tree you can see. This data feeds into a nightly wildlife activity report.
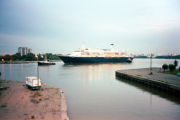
[0,55,2,61]
[49,55,60,60]
[4,54,11,60]
[38,54,44,61]
[21,55,27,60]
[15,53,21,60]
[11,53,20,60]
[162,64,168,72]
[46,53,53,59]
[26,53,36,61]
[1,52,60,61]
[11,54,16,60]
[169,64,175,73]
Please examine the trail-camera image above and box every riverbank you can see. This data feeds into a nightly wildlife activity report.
[0,80,69,120]
[0,60,62,64]
[116,68,180,93]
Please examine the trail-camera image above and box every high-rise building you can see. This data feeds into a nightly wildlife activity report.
[18,47,23,56]
[28,48,32,53]
[23,47,28,55]
[18,47,32,56]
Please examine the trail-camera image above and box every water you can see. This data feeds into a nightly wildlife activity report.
[0,59,180,120]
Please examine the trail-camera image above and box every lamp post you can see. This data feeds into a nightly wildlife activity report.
[150,53,152,71]
[36,55,39,92]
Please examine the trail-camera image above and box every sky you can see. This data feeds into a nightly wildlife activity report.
[0,0,180,55]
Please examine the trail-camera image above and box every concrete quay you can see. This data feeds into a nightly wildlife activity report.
[116,68,180,94]
[0,80,69,120]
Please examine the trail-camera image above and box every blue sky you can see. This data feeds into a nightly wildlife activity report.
[0,0,180,55]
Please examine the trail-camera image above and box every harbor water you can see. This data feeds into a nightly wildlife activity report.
[1,59,180,120]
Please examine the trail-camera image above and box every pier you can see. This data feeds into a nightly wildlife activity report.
[116,68,180,94]
[0,80,69,120]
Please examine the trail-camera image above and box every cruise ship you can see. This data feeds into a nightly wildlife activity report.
[58,43,133,63]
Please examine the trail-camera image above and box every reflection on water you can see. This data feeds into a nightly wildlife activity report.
[0,63,37,81]
[116,77,180,105]
[0,59,180,120]
[39,65,51,79]
[62,63,128,83]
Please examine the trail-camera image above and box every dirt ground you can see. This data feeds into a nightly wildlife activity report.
[0,80,69,120]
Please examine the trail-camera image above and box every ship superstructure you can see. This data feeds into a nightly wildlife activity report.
[58,43,133,63]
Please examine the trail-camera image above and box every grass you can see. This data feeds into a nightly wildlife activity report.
[33,92,42,98]
[136,75,142,77]
[148,72,153,75]
[157,79,164,82]
[160,70,180,75]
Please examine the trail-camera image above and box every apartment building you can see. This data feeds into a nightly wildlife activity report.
[18,47,32,56]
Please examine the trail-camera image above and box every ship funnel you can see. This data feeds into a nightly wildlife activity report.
[82,42,85,50]
[110,44,114,51]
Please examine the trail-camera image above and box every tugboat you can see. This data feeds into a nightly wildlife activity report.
[38,56,55,65]
[127,57,132,62]
[57,42,133,64]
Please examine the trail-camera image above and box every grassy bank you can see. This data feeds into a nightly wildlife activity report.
[160,70,180,75]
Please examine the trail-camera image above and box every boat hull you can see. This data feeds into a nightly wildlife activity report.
[58,56,130,63]
[38,62,55,65]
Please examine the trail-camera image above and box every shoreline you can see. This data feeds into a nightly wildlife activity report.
[0,80,69,120]
[0,60,62,64]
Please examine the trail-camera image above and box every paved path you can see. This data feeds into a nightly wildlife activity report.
[116,67,180,85]
[0,80,69,120]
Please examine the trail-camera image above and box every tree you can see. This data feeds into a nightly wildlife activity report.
[46,53,53,59]
[169,64,175,73]
[11,53,21,60]
[0,55,2,61]
[49,55,60,60]
[26,53,36,61]
[162,64,168,72]
[4,54,11,60]
[15,53,21,60]
[38,54,44,61]
[21,55,27,60]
